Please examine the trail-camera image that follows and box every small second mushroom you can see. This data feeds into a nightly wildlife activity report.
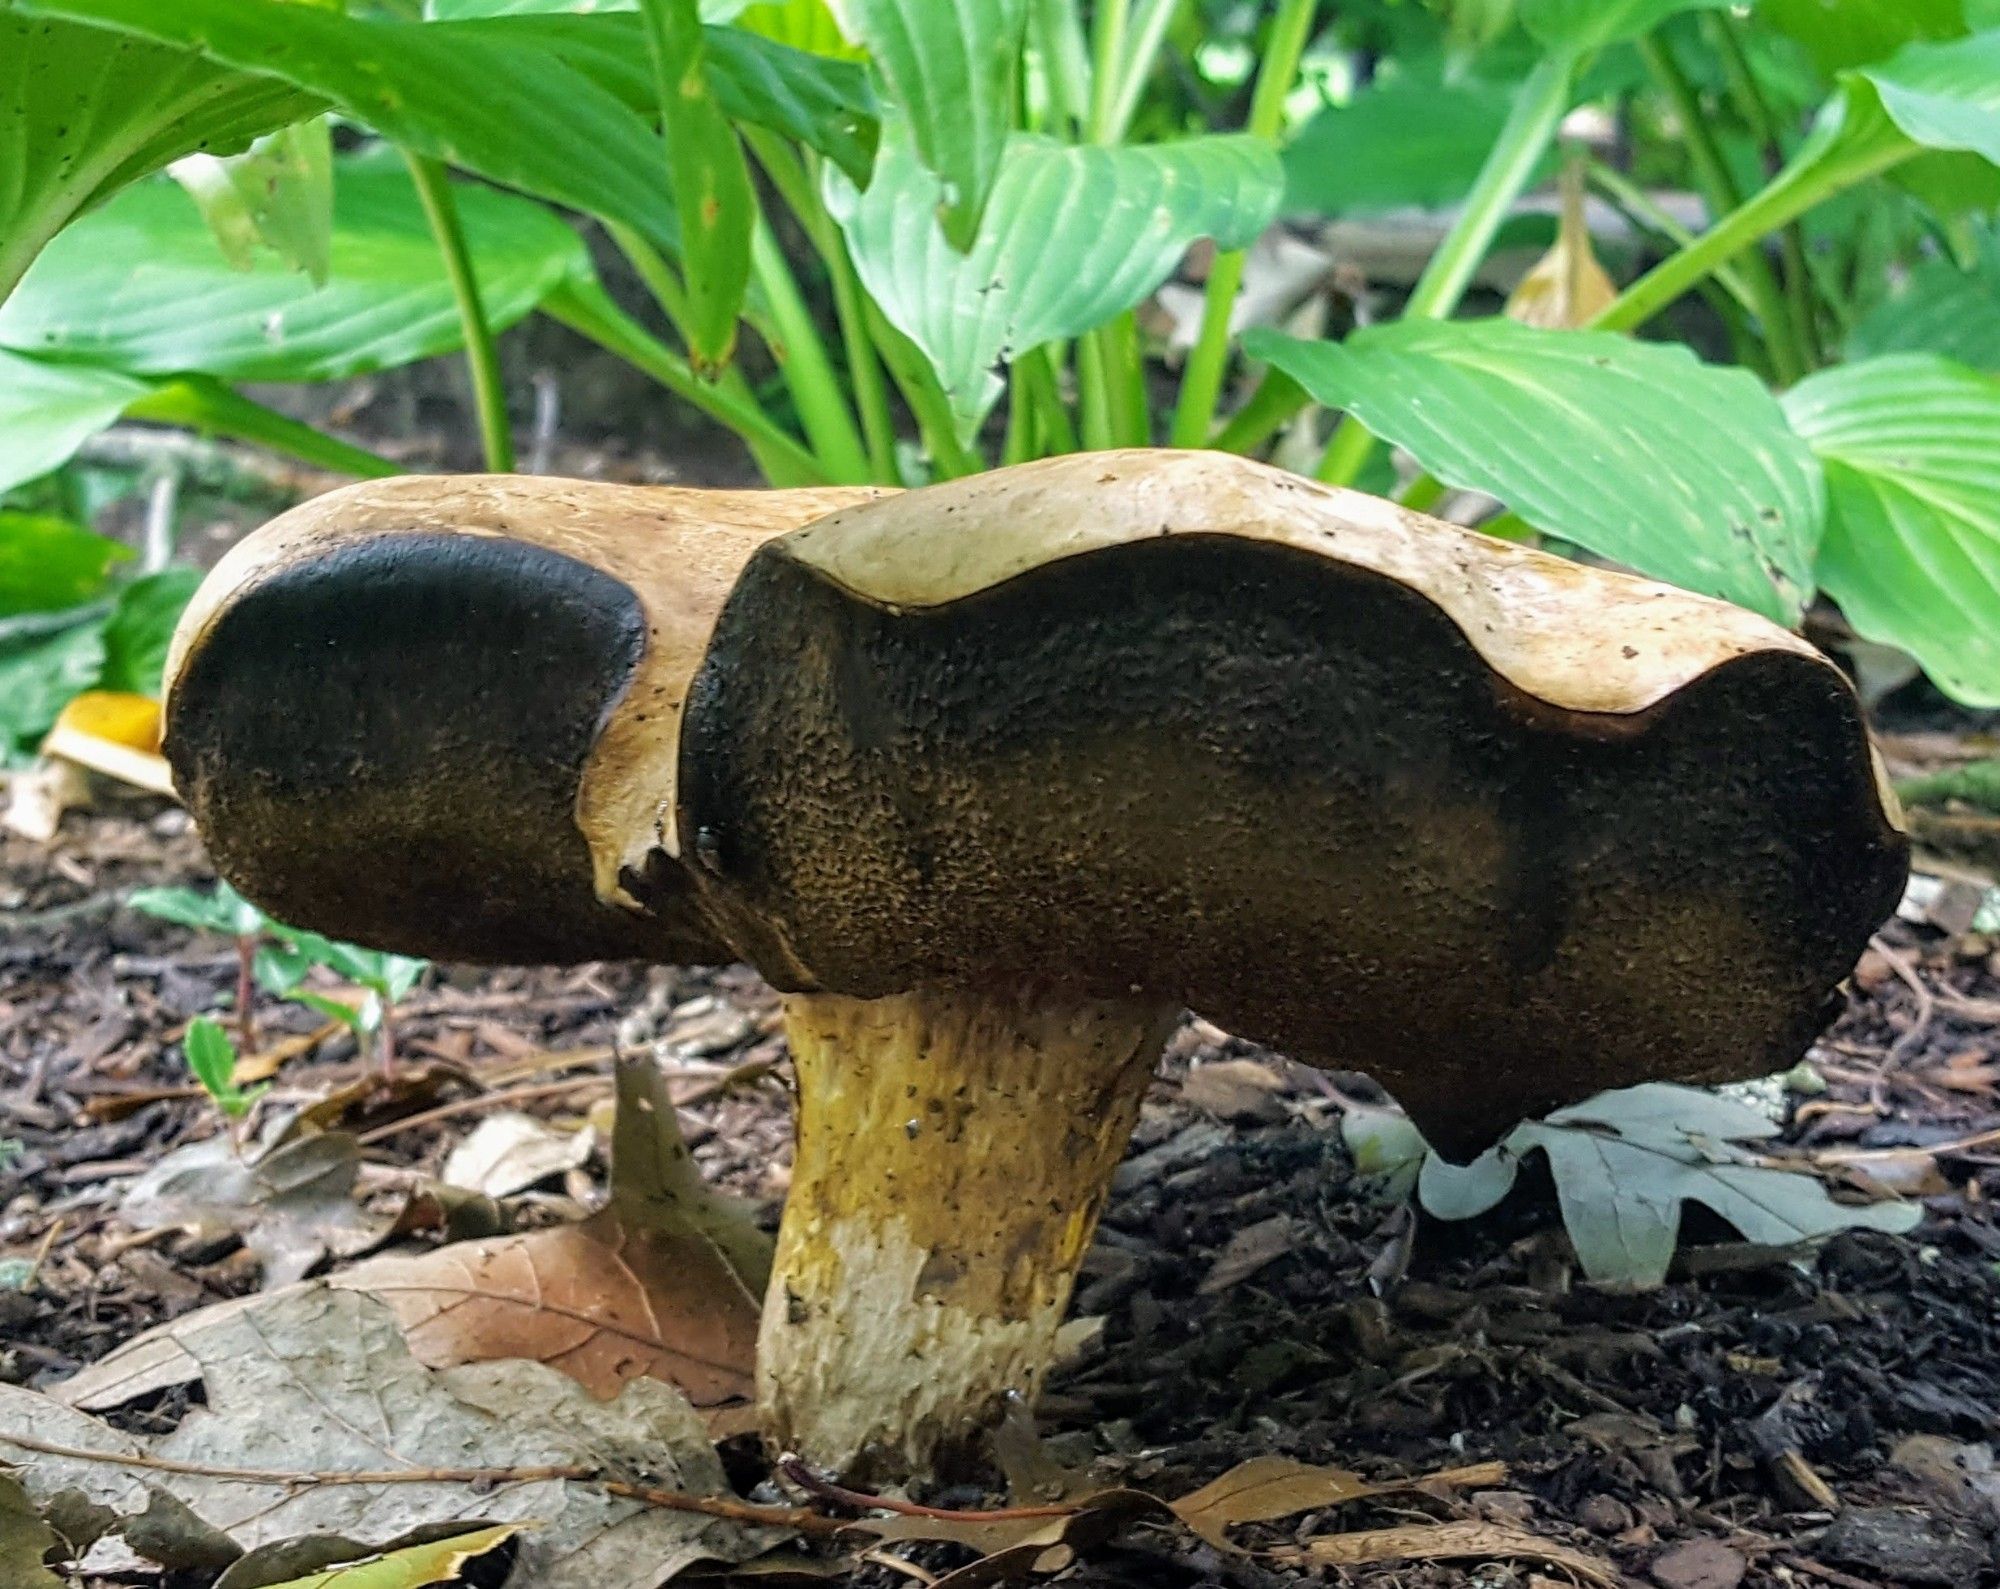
[164,450,1906,1484]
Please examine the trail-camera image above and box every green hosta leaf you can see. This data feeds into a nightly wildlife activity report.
[844,0,1027,248]
[1849,240,2000,370]
[2,154,590,384]
[0,621,105,754]
[1421,1083,1922,1289]
[1762,0,1969,74]
[499,15,878,184]
[0,349,149,496]
[427,0,745,13]
[169,117,335,284]
[1784,354,2000,707]
[736,0,860,59]
[640,0,753,370]
[0,514,128,616]
[100,570,201,697]
[14,0,682,254]
[1245,318,1824,624]
[1862,27,2000,163]
[256,1526,523,1589]
[1518,0,1730,54]
[1282,71,1528,218]
[832,125,1280,441]
[0,14,317,303]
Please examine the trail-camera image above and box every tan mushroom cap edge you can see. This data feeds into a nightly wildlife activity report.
[163,474,892,912]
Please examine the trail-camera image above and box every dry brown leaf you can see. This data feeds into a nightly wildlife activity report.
[1170,1457,1507,1550]
[1278,1519,1621,1585]
[332,1201,760,1421]
[1198,1214,1305,1294]
[60,1056,771,1430]
[442,1110,595,1198]
[1506,159,1617,330]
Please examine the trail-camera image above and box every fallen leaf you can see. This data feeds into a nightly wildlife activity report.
[1506,159,1617,329]
[1,757,90,842]
[0,1472,65,1589]
[1278,1519,1621,1585]
[1199,1215,1305,1294]
[251,1523,521,1588]
[61,1057,769,1428]
[6,1288,778,1587]
[1180,1060,1288,1124]
[1170,1456,1506,1550]
[122,1130,392,1288]
[443,1111,595,1199]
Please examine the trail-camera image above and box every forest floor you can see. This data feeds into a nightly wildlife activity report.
[3,787,1998,1589]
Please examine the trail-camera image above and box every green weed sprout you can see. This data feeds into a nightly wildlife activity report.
[183,1015,265,1121]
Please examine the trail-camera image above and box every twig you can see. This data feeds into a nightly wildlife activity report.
[1869,935,1936,1069]
[0,1432,842,1536]
[777,1456,1076,1523]
[353,1076,613,1146]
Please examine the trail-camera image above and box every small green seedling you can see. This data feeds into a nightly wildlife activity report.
[131,884,428,1074]
[184,1015,265,1121]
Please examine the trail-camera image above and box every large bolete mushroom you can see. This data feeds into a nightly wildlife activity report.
[164,451,1907,1482]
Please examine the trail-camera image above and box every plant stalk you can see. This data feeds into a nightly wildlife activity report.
[403,151,514,472]
[1590,115,1914,335]
[1316,50,1576,484]
[544,279,827,485]
[1168,0,1316,447]
[750,216,874,483]
[1086,0,1131,144]
[1637,34,1803,384]
[124,380,402,479]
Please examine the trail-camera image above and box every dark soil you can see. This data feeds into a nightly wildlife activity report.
[4,793,1998,1589]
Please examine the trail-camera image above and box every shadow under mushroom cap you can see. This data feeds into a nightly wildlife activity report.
[674,453,1907,1158]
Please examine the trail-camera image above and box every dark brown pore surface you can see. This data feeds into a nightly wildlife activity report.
[680,535,1909,1157]
[166,532,721,966]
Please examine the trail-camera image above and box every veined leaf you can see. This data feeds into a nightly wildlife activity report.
[1848,239,2000,370]
[1245,318,1824,624]
[12,0,682,253]
[0,349,149,496]
[844,0,1027,248]
[0,514,128,616]
[498,14,878,183]
[101,570,202,697]
[0,622,105,757]
[639,0,754,370]
[2,153,590,383]
[1784,354,2000,707]
[0,14,316,302]
[428,0,747,14]
[169,116,335,284]
[831,125,1280,441]
[1518,0,1731,54]
[1862,27,2000,163]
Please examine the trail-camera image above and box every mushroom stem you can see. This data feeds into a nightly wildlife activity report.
[760,987,1175,1480]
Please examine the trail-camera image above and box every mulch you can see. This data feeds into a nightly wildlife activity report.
[3,792,1998,1588]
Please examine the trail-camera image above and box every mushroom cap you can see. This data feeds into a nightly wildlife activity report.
[163,473,889,964]
[167,452,1906,1155]
[671,451,1907,1155]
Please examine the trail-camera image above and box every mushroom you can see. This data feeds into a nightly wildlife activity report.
[165,451,1907,1482]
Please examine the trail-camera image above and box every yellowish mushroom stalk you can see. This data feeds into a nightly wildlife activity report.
[760,989,1176,1480]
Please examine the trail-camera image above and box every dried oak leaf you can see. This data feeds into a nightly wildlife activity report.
[59,1057,768,1429]
[3,1288,778,1588]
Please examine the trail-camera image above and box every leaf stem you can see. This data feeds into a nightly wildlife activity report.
[863,299,980,478]
[1637,34,1802,384]
[1104,0,1186,142]
[1315,50,1576,484]
[749,216,874,483]
[1168,0,1315,447]
[403,151,514,472]
[125,379,401,479]
[1590,106,1913,335]
[1086,0,1131,144]
[544,279,827,485]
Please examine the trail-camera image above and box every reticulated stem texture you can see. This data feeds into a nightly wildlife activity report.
[760,988,1175,1481]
